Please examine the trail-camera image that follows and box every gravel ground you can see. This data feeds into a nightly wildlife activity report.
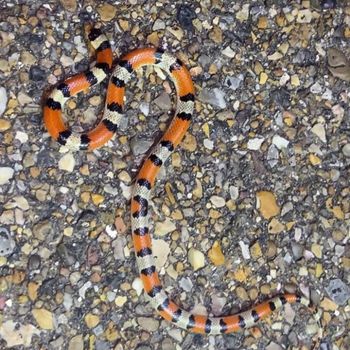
[0,0,349,349]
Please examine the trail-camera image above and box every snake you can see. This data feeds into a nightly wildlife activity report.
[43,27,315,335]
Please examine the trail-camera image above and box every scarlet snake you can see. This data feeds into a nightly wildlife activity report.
[43,26,319,335]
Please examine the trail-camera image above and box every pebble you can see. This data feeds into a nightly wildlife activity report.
[27,282,39,302]
[256,191,280,219]
[181,133,197,152]
[311,123,326,143]
[167,27,184,41]
[281,202,293,216]
[320,297,338,311]
[198,54,211,67]
[222,46,236,58]
[153,19,165,31]
[179,277,193,292]
[95,340,110,350]
[32,308,54,330]
[136,346,152,350]
[203,138,214,150]
[210,195,226,208]
[0,87,7,116]
[155,218,176,236]
[266,341,282,350]
[58,153,75,172]
[311,244,322,258]
[321,0,336,9]
[250,241,262,259]
[139,102,149,116]
[266,241,277,258]
[29,66,45,81]
[268,52,283,61]
[224,75,243,90]
[63,293,73,310]
[229,186,239,200]
[103,185,118,196]
[84,313,100,328]
[0,167,14,185]
[306,322,320,335]
[272,135,289,149]
[28,254,41,270]
[60,0,77,12]
[98,3,117,21]
[271,88,290,107]
[132,277,143,296]
[310,82,322,94]
[236,4,250,21]
[161,338,176,350]
[115,295,127,307]
[21,51,36,65]
[291,242,304,260]
[15,131,28,143]
[342,144,350,157]
[0,118,11,131]
[60,54,74,67]
[188,247,205,271]
[208,241,225,266]
[177,4,196,31]
[260,72,268,84]
[154,92,171,110]
[198,88,226,109]
[153,239,170,269]
[0,320,39,347]
[79,281,92,299]
[309,153,321,165]
[296,9,313,23]
[68,335,83,350]
[268,218,285,234]
[239,241,251,260]
[17,91,32,105]
[130,139,152,156]
[267,144,279,167]
[137,317,159,332]
[325,279,350,305]
[247,137,264,151]
[33,220,52,241]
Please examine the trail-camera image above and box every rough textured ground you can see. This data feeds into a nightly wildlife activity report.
[0,0,349,349]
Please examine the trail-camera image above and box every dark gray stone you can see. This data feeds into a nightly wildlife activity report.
[29,66,46,81]
[325,279,350,305]
[177,4,196,31]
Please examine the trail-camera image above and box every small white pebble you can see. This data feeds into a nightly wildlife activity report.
[132,277,143,296]
[58,153,75,172]
[239,241,250,260]
[203,138,214,150]
[15,131,28,143]
[247,137,264,150]
[222,46,236,58]
[210,195,226,208]
[272,135,289,149]
[0,167,14,185]
[0,87,8,116]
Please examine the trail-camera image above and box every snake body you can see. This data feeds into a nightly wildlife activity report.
[43,27,313,335]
